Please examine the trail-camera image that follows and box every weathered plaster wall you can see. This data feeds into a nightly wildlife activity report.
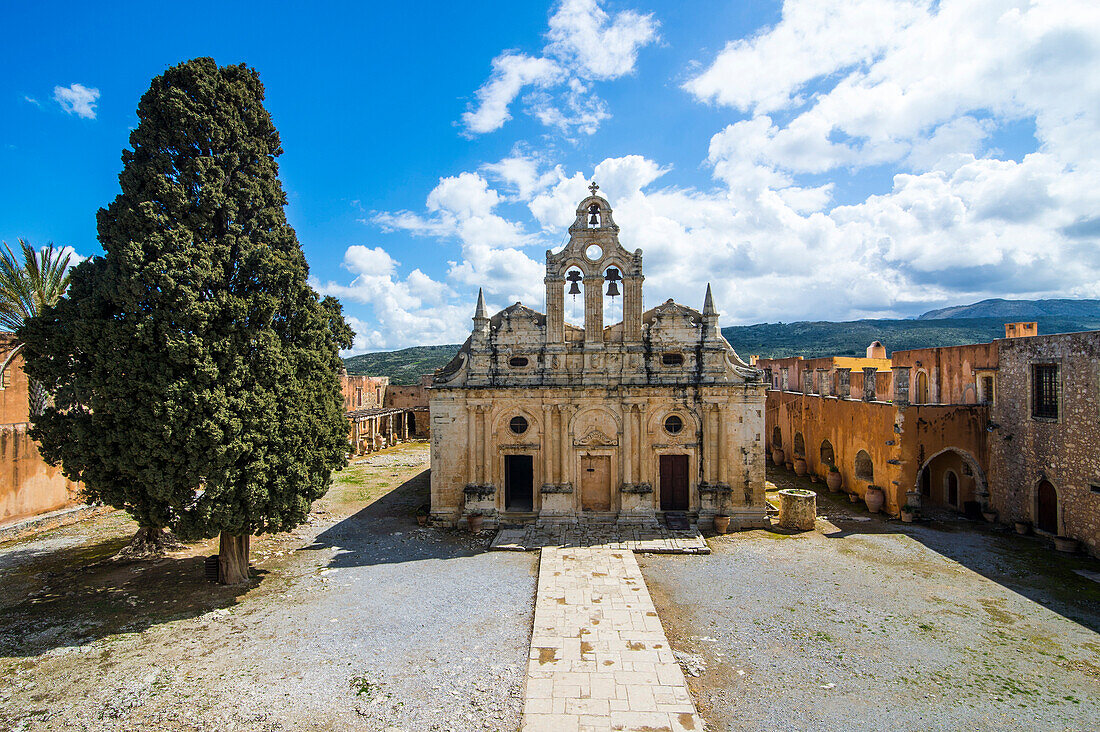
[892,342,999,405]
[990,331,1100,555]
[0,423,81,524]
[340,374,388,412]
[766,390,988,515]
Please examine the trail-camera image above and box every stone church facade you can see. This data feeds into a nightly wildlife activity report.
[429,186,768,529]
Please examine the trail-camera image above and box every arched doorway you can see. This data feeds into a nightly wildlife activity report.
[793,432,806,458]
[945,470,959,507]
[915,448,986,513]
[819,439,835,467]
[915,371,929,404]
[1036,480,1058,534]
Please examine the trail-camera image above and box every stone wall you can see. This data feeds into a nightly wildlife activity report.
[340,374,388,412]
[990,331,1100,556]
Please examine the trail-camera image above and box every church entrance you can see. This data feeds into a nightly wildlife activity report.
[580,455,612,511]
[659,454,689,512]
[505,455,534,511]
[1037,480,1057,533]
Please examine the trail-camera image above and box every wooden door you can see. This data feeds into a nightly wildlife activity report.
[660,454,689,511]
[1037,480,1057,533]
[580,455,612,511]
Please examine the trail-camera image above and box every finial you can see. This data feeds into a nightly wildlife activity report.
[588,180,599,196]
[474,288,487,319]
[703,283,716,316]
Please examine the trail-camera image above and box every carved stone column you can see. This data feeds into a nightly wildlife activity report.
[541,404,554,488]
[717,403,729,486]
[863,367,878,402]
[583,275,604,345]
[623,404,633,485]
[837,368,851,399]
[545,276,564,344]
[892,366,911,406]
[467,404,477,484]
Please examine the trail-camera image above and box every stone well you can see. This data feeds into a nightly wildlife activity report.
[778,488,816,531]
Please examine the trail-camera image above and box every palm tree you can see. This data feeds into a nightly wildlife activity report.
[0,239,73,416]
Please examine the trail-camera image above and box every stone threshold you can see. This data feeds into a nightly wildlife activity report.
[491,524,710,555]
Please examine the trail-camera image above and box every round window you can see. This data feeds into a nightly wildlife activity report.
[509,416,529,434]
[664,415,683,434]
[585,244,603,260]
[509,356,529,367]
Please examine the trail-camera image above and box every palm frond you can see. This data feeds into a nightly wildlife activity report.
[0,238,73,333]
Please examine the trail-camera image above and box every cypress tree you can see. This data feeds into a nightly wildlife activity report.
[20,57,353,583]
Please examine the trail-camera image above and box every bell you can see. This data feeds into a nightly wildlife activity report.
[589,211,599,225]
[606,280,620,297]
[566,270,582,296]
[568,281,581,295]
[588,203,600,226]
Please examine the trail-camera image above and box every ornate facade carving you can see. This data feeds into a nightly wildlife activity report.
[429,186,768,528]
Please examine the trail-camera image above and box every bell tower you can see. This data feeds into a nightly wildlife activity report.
[544,183,644,346]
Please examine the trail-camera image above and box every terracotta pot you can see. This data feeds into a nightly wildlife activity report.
[1014,521,1030,535]
[713,515,731,534]
[771,448,785,466]
[467,514,484,533]
[848,492,859,503]
[826,471,842,492]
[785,462,794,471]
[416,514,428,526]
[793,458,807,476]
[981,511,998,524]
[809,474,818,483]
[1053,536,1078,554]
[900,510,915,523]
[864,486,885,514]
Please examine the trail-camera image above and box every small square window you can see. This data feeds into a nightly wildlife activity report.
[1090,482,1100,495]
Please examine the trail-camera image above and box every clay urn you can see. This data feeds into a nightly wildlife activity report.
[826,470,843,492]
[467,513,484,533]
[793,457,807,476]
[714,515,731,534]
[1014,520,1031,535]
[771,447,785,466]
[864,485,885,514]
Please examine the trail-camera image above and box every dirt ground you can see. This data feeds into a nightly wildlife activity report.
[642,466,1100,731]
[0,442,537,732]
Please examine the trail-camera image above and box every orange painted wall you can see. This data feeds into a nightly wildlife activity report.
[891,341,999,405]
[340,374,388,412]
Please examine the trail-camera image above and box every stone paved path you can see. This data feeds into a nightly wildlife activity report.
[522,546,705,732]
[492,524,710,554]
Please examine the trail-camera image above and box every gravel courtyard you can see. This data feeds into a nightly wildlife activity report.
[642,468,1100,731]
[0,442,537,732]
[3,448,1100,731]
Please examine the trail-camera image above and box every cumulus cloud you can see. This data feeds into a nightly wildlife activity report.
[53,83,99,119]
[462,0,658,135]
[337,0,1100,350]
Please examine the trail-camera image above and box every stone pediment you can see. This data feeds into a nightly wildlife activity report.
[573,427,618,447]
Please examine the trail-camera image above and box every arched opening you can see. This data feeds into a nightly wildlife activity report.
[854,450,874,482]
[945,470,959,507]
[916,448,985,513]
[602,264,623,333]
[819,439,835,467]
[407,412,416,434]
[771,426,782,448]
[915,371,929,404]
[1036,480,1058,533]
[793,432,805,458]
[564,267,585,328]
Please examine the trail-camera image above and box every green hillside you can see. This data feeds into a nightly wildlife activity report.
[343,316,1100,382]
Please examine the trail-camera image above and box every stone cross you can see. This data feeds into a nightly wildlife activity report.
[589,180,599,195]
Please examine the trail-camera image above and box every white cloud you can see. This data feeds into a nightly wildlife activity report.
[461,54,562,134]
[462,0,658,136]
[53,83,99,119]
[545,0,659,80]
[338,0,1100,350]
[23,95,40,106]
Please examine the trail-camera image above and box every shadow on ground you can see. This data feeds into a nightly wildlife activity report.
[306,468,493,569]
[0,534,256,657]
[766,463,1100,633]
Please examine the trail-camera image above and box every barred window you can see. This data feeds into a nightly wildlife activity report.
[1032,364,1058,419]
[981,375,994,404]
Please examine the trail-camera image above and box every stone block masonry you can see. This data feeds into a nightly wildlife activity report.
[522,546,704,731]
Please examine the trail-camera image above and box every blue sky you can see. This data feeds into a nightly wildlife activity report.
[3,0,1099,351]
